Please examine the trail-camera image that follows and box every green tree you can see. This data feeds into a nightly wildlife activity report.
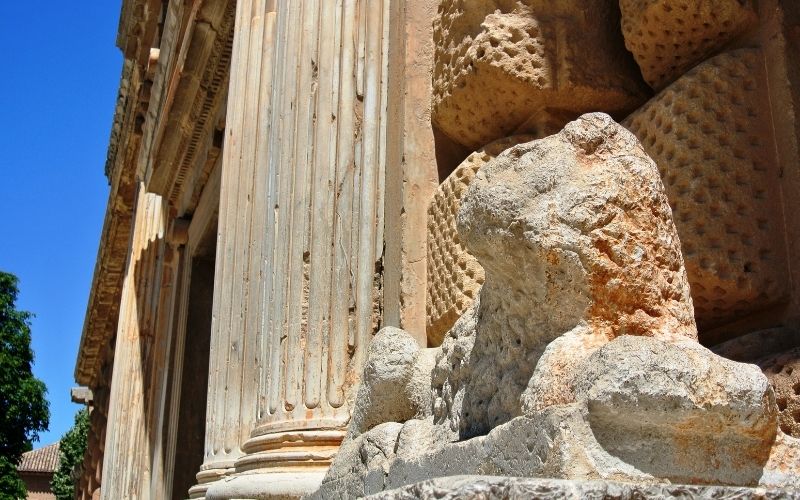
[0,271,49,499]
[51,408,88,499]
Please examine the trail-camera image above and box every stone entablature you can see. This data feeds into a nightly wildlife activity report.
[75,59,140,388]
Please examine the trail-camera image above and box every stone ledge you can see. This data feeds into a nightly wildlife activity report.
[363,476,799,500]
[207,470,326,500]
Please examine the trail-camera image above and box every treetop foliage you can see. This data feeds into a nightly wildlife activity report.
[0,271,50,500]
[51,408,89,500]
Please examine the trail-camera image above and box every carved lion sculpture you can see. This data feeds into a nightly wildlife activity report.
[312,114,795,499]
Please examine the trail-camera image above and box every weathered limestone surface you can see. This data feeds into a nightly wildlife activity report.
[311,114,798,499]
[364,476,800,500]
[713,327,800,439]
[381,0,441,342]
[318,339,785,496]
[77,0,800,498]
[432,1,649,150]
[574,336,775,485]
[623,50,790,330]
[762,432,800,487]
[437,113,696,436]
[762,349,800,438]
[101,187,177,499]
[619,0,758,90]
[348,328,435,438]
[191,5,273,496]
[426,135,533,345]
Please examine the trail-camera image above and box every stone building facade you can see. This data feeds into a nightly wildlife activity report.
[75,0,800,498]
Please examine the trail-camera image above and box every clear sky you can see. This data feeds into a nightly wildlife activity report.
[0,2,123,446]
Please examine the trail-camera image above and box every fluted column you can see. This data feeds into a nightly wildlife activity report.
[189,1,277,497]
[204,0,391,498]
[101,185,171,499]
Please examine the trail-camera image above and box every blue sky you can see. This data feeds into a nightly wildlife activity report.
[0,2,123,446]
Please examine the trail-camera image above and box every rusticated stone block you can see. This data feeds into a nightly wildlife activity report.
[759,349,800,439]
[427,136,533,346]
[623,49,789,330]
[619,0,758,90]
[432,0,648,150]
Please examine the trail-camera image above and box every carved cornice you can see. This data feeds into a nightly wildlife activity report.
[117,0,163,66]
[76,60,143,386]
[76,0,232,386]
[142,0,234,209]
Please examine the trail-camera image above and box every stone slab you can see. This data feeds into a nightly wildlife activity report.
[364,476,800,499]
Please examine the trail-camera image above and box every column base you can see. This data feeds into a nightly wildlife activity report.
[202,427,344,499]
[188,460,237,499]
[205,470,327,500]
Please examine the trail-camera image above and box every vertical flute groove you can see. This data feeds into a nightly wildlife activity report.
[197,3,391,489]
[247,0,388,431]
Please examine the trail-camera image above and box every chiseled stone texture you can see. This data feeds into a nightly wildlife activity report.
[365,476,799,500]
[348,327,436,438]
[763,432,800,488]
[713,328,800,438]
[435,113,696,438]
[427,135,533,346]
[623,49,789,330]
[432,1,648,150]
[316,337,787,498]
[619,0,758,90]
[321,423,405,499]
[762,349,800,438]
[574,336,776,486]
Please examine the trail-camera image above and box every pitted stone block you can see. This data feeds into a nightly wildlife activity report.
[760,348,800,439]
[623,49,789,330]
[432,0,648,150]
[619,0,758,90]
[426,135,533,346]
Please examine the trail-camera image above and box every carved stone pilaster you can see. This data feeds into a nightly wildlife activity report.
[100,185,173,499]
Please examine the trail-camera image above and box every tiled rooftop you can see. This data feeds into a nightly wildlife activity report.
[18,443,60,473]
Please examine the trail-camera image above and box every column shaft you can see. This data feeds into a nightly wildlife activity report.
[205,0,392,497]
[191,1,276,496]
